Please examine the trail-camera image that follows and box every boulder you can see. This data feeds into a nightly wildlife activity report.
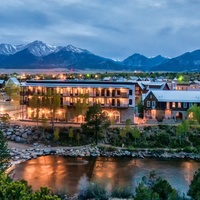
[44,148,51,154]
[7,128,14,132]
[22,133,28,139]
[26,130,33,135]
[124,150,131,156]
[6,135,11,139]
[6,131,12,136]
[15,136,21,143]
[19,129,25,133]
[15,131,22,136]
[11,135,16,141]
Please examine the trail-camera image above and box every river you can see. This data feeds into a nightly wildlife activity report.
[12,156,200,196]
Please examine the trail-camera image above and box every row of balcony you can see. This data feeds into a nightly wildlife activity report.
[20,100,129,108]
[20,91,129,98]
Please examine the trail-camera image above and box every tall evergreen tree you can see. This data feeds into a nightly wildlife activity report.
[188,168,200,200]
[0,130,11,171]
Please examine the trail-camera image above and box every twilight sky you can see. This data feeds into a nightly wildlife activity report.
[0,0,200,60]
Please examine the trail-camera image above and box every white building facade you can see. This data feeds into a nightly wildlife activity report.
[20,80,136,124]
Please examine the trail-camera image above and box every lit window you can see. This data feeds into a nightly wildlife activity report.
[166,102,170,109]
[172,102,176,108]
[178,102,181,108]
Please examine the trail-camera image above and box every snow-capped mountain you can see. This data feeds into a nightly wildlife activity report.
[0,41,122,70]
[62,45,92,54]
[0,40,200,71]
[0,44,19,55]
[24,40,59,57]
[0,41,92,57]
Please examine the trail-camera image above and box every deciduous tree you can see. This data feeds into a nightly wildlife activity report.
[130,127,141,145]
[188,104,200,124]
[29,94,40,126]
[82,103,110,145]
[74,93,89,120]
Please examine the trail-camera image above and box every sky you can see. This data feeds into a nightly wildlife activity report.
[0,0,200,60]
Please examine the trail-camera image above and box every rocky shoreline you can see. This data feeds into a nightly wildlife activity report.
[1,122,200,168]
[9,143,200,168]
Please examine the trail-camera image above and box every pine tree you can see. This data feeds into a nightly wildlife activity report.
[0,130,11,171]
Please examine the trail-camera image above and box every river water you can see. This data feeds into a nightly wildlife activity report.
[12,156,200,196]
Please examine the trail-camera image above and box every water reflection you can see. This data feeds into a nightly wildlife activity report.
[181,161,199,185]
[13,156,200,196]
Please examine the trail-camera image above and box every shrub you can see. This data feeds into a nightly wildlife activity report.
[111,186,133,198]
[183,146,195,153]
[77,175,109,200]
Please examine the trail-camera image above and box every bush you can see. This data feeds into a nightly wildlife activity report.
[183,146,195,153]
[78,181,109,200]
[111,186,133,198]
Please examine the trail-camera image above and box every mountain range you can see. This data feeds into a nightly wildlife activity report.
[0,40,200,72]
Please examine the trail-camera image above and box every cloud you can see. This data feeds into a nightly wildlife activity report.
[0,0,200,60]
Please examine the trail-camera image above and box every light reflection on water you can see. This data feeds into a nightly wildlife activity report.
[12,156,200,196]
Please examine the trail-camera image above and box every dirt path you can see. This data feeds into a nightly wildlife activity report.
[8,141,32,150]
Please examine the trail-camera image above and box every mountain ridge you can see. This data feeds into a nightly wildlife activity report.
[0,41,200,72]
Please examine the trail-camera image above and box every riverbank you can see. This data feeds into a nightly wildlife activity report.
[2,121,200,168]
[8,141,200,168]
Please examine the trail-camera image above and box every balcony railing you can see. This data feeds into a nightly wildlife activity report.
[62,93,129,98]
[103,103,129,108]
[119,93,129,98]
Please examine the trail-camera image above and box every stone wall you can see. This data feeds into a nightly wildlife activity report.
[1,122,44,144]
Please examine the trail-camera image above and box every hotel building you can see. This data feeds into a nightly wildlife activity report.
[20,80,136,123]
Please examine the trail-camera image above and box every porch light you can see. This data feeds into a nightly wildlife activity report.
[0,107,4,113]
[58,110,62,115]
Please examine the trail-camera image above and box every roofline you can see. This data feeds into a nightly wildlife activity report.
[25,80,136,86]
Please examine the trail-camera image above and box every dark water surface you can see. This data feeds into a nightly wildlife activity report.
[13,156,200,195]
